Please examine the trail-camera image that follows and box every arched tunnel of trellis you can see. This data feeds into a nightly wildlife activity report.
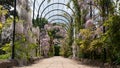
[32,0,75,57]
[1,0,120,67]
[5,0,77,59]
[0,0,105,59]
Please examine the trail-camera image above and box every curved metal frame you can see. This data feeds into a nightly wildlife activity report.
[49,18,70,26]
[48,19,70,30]
[43,9,72,21]
[47,14,71,23]
[49,19,68,24]
[49,19,70,29]
[10,0,75,59]
[32,1,75,27]
[41,3,74,46]
[33,0,75,23]
[39,3,75,23]
[37,0,46,18]
[32,0,75,57]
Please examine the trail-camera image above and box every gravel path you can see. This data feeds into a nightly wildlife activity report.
[14,56,99,68]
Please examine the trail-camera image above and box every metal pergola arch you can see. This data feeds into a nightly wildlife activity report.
[49,18,70,28]
[39,3,75,23]
[43,9,73,21]
[33,0,75,27]
[33,0,45,21]
[46,14,71,29]
[47,14,71,23]
[42,9,73,29]
[50,18,69,28]
[11,0,76,59]
[33,0,75,22]
[36,0,46,19]
[49,18,68,24]
[37,2,75,49]
[32,0,75,57]
[48,18,70,31]
[11,0,104,59]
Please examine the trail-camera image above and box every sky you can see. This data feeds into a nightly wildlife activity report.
[30,0,73,23]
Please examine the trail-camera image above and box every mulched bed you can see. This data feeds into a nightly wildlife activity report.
[0,57,43,68]
[75,58,120,68]
[0,59,18,68]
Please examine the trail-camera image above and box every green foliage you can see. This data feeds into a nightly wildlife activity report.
[0,5,7,31]
[59,23,73,57]
[0,5,8,15]
[80,29,94,40]
[4,17,13,27]
[89,39,103,52]
[33,18,48,29]
[78,14,120,63]
[1,43,11,53]
[0,0,14,6]
[0,5,13,56]
[79,29,93,51]
[95,0,114,17]
[54,45,60,56]
[78,28,105,59]
[47,26,62,57]
[0,53,10,60]
[0,22,2,31]
[103,15,120,63]
[47,28,60,39]
[1,34,37,60]
[0,5,13,33]
[60,38,72,57]
[105,15,120,45]
[0,43,11,60]
[60,45,72,57]
[14,34,37,59]
[48,45,55,57]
